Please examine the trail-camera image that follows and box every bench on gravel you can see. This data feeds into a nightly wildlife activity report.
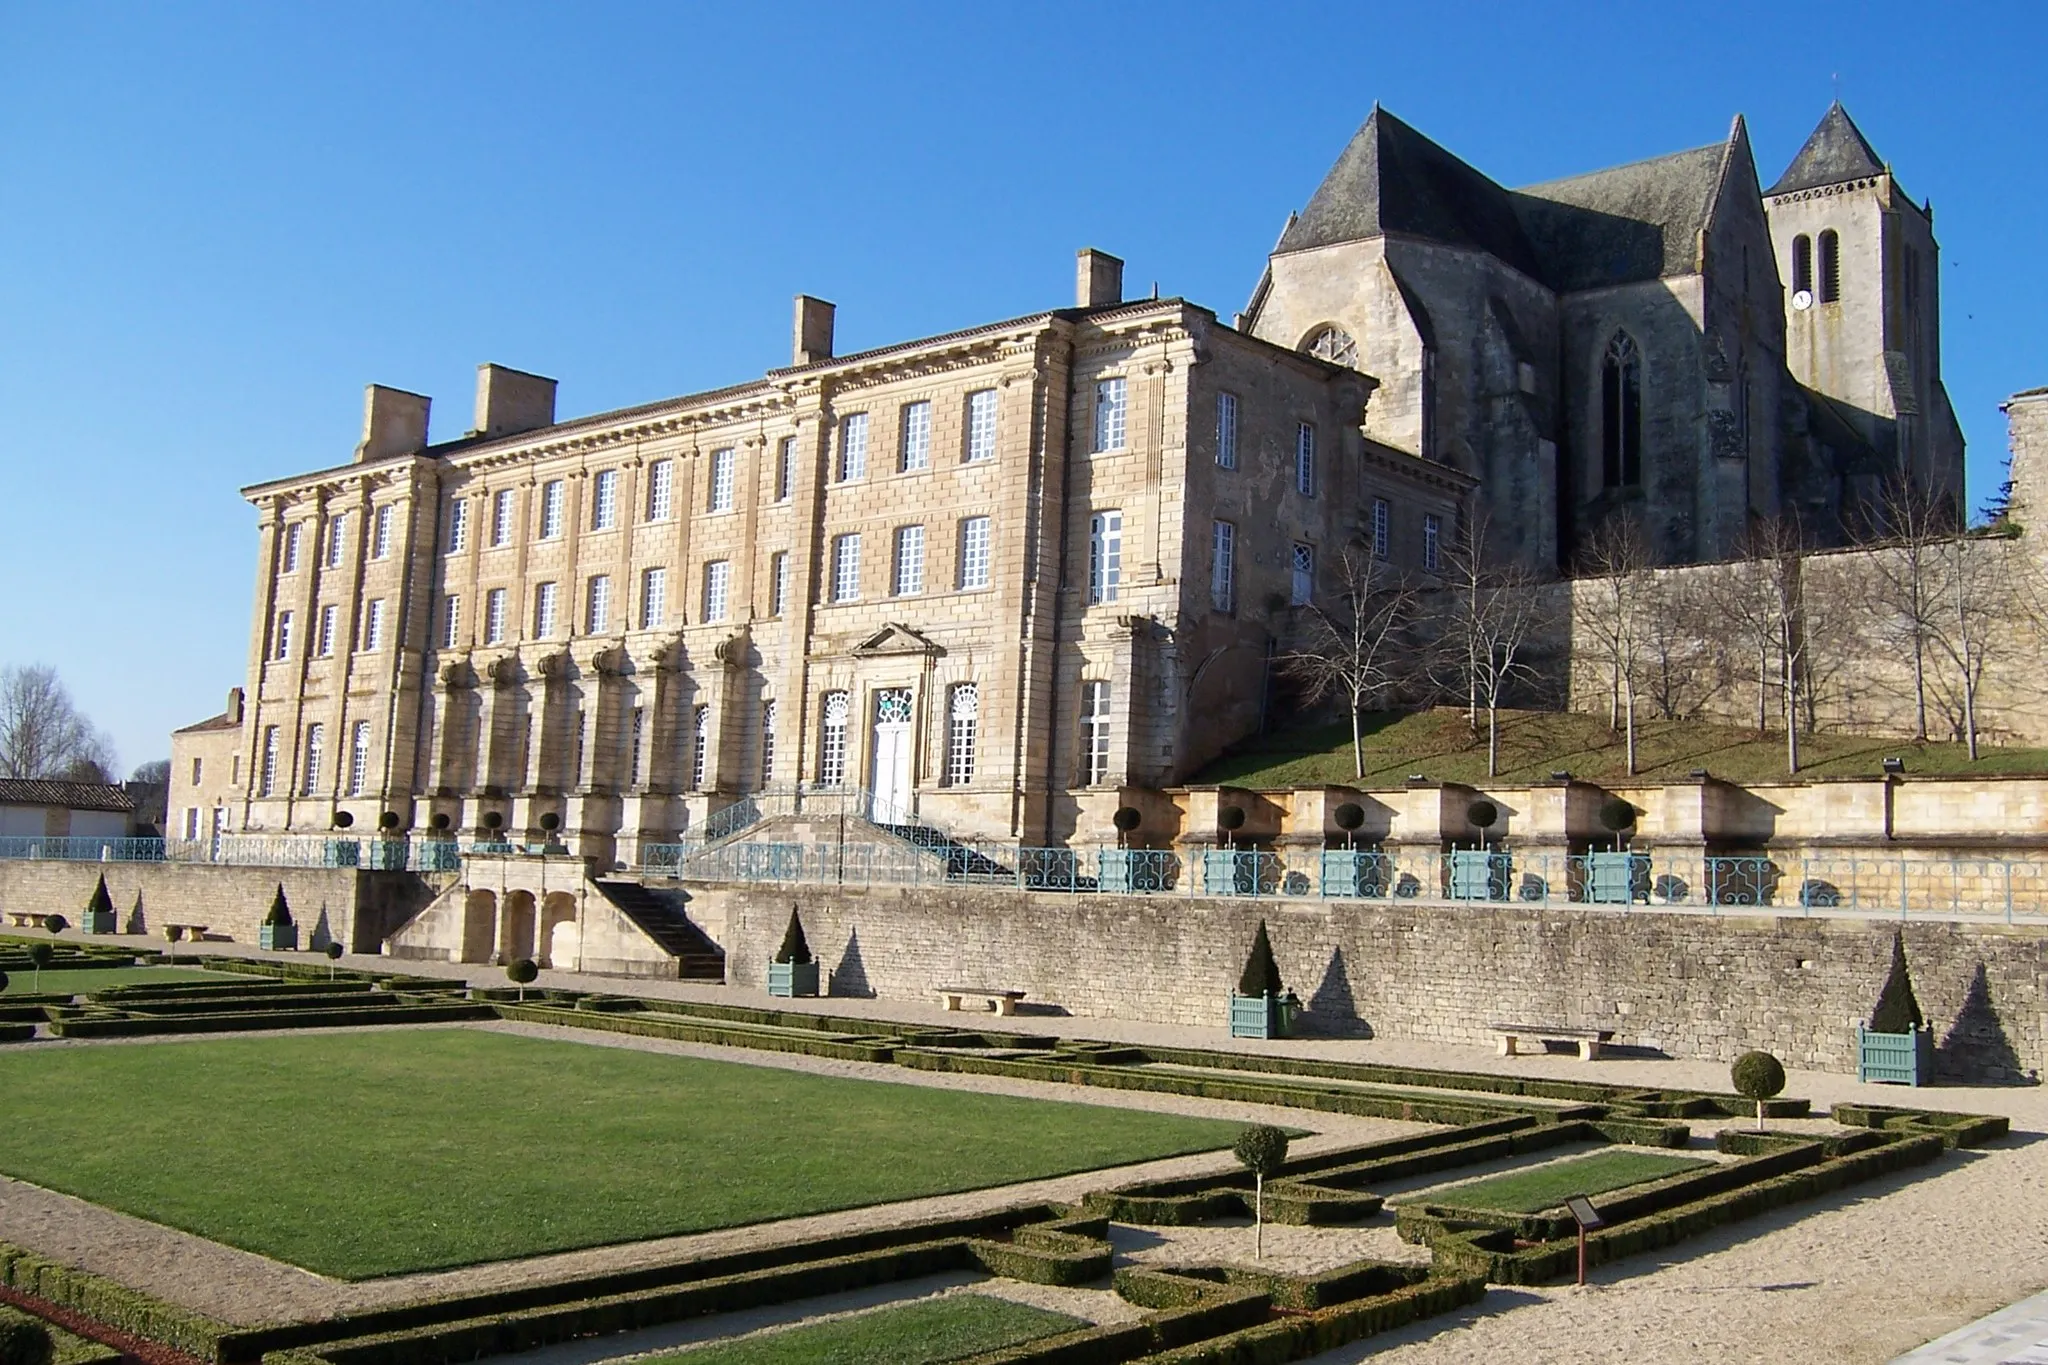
[4,912,46,929]
[1490,1022,1616,1061]
[163,922,211,943]
[935,986,1027,1016]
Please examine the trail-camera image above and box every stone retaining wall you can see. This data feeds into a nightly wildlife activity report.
[0,862,433,951]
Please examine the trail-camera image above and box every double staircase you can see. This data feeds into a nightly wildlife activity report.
[592,880,726,982]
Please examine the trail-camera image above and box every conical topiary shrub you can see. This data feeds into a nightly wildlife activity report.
[1230,921,1289,1038]
[1237,920,1282,998]
[80,874,116,934]
[259,882,299,951]
[768,905,820,997]
[1869,930,1924,1033]
[1859,929,1932,1085]
[774,907,813,965]
[264,885,294,928]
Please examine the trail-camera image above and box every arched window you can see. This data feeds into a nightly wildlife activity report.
[1303,326,1358,368]
[1818,230,1841,304]
[1600,332,1642,489]
[1791,235,1813,297]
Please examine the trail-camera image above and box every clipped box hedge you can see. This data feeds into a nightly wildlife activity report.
[491,1001,900,1063]
[0,1244,235,1362]
[46,1002,493,1040]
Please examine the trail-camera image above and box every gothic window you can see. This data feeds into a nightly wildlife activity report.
[1600,331,1643,489]
[1792,235,1813,298]
[1818,230,1841,304]
[1304,326,1358,368]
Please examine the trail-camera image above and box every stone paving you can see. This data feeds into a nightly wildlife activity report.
[1895,1291,2048,1365]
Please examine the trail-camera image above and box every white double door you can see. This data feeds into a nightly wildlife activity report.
[868,688,914,821]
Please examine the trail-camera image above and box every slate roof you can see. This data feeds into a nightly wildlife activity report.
[1768,103,1886,196]
[1512,141,1733,292]
[0,780,136,813]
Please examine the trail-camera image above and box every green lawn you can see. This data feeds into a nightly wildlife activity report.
[659,1294,1083,1364]
[1417,1149,1708,1214]
[1194,706,2048,788]
[0,966,253,997]
[0,1029,1244,1279]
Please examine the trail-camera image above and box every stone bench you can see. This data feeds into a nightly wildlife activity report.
[163,923,211,943]
[1490,1022,1616,1061]
[936,986,1027,1017]
[4,912,46,929]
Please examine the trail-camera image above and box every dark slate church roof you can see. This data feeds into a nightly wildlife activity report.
[1511,141,1733,292]
[1768,102,1886,196]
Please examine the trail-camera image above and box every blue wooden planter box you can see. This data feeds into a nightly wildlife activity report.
[367,839,409,871]
[78,908,116,935]
[259,924,299,951]
[1857,1025,1934,1085]
[1203,851,1259,896]
[1585,851,1648,904]
[1320,849,1388,898]
[322,839,362,868]
[1097,850,1138,894]
[1230,992,1292,1039]
[1449,850,1511,901]
[767,961,820,998]
[418,841,461,872]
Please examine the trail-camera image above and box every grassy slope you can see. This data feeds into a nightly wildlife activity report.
[1195,706,2048,789]
[1419,1149,1707,1214]
[659,1294,1083,1364]
[0,966,250,996]
[0,1029,1242,1279]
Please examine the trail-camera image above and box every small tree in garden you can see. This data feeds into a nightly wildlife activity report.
[1233,1124,1291,1260]
[774,907,813,965]
[325,941,344,981]
[1237,921,1282,1000]
[0,1303,55,1365]
[0,969,9,995]
[43,914,67,936]
[1731,1051,1786,1132]
[1869,930,1925,1034]
[264,885,294,929]
[506,957,539,1002]
[1599,798,1636,851]
[85,874,114,924]
[27,943,52,992]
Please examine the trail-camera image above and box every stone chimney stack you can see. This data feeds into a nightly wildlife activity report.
[793,295,836,365]
[2002,387,2048,531]
[1076,248,1124,308]
[472,364,558,438]
[353,385,431,463]
[226,686,244,725]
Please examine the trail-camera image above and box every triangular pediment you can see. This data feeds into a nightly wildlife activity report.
[852,623,943,657]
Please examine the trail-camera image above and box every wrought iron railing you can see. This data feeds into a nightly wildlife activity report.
[0,834,467,874]
[0,836,169,863]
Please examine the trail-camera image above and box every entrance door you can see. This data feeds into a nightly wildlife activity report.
[869,688,914,823]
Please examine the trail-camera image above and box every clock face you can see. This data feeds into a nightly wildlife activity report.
[1792,289,1814,311]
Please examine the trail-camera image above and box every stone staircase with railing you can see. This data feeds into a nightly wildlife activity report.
[590,880,727,981]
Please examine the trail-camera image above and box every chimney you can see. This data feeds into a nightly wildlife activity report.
[1076,248,1124,308]
[353,385,431,463]
[793,295,836,365]
[472,364,558,438]
[226,686,245,725]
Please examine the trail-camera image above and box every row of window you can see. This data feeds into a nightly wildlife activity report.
[279,505,399,574]
[272,598,389,662]
[256,719,374,798]
[832,389,1001,481]
[1212,393,1319,497]
[1790,230,1843,305]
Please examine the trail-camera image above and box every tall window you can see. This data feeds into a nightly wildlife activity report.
[1211,520,1236,611]
[899,400,931,471]
[646,459,674,521]
[491,489,515,546]
[1216,392,1238,469]
[316,604,338,658]
[819,690,850,786]
[190,757,202,786]
[371,504,394,560]
[1423,514,1442,572]
[776,436,796,501]
[1093,377,1127,452]
[1079,682,1112,786]
[690,705,710,790]
[534,581,560,637]
[361,598,387,652]
[301,724,325,796]
[1088,511,1122,604]
[760,700,777,784]
[965,389,997,462]
[572,707,588,781]
[586,575,612,633]
[1371,498,1391,559]
[831,533,861,602]
[628,706,646,787]
[709,448,736,511]
[836,413,868,481]
[769,551,790,616]
[274,610,294,661]
[1792,234,1813,297]
[1818,228,1841,303]
[893,525,925,596]
[484,588,508,645]
[591,469,619,530]
[447,499,470,554]
[946,683,978,786]
[703,560,731,622]
[1295,422,1317,496]
[958,516,991,589]
[1290,542,1314,606]
[259,726,280,796]
[347,721,371,797]
[1601,331,1643,488]
[539,480,565,539]
[282,522,303,572]
[441,594,461,649]
[640,567,666,629]
[325,512,347,568]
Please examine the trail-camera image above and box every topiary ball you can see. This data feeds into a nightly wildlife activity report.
[332,811,355,829]
[43,914,67,935]
[1333,802,1366,832]
[1218,806,1247,832]
[1731,1051,1787,1101]
[1599,797,1637,832]
[0,1306,55,1365]
[27,944,52,968]
[326,942,345,961]
[506,958,539,986]
[1232,1124,1290,1177]
[1112,806,1142,833]
[0,970,8,993]
[1467,800,1498,829]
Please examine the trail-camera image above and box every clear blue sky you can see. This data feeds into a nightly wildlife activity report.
[3,0,2042,770]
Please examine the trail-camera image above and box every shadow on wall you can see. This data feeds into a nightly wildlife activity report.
[311,907,335,953]
[831,928,874,998]
[1300,946,1373,1038]
[1937,961,2035,1086]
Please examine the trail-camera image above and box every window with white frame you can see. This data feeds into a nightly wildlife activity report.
[1211,520,1236,612]
[708,448,736,512]
[1423,514,1442,572]
[1295,422,1316,496]
[491,489,515,546]
[892,525,925,596]
[591,468,619,530]
[899,400,931,471]
[347,720,371,796]
[441,594,461,649]
[646,459,674,521]
[282,522,303,572]
[958,516,991,589]
[1092,377,1127,452]
[831,533,861,602]
[484,588,507,644]
[703,560,731,622]
[1216,392,1239,469]
[372,504,394,559]
[690,705,710,790]
[362,598,387,652]
[1291,542,1315,606]
[819,691,849,786]
[1371,498,1390,559]
[946,682,978,786]
[776,437,795,501]
[1080,681,1112,785]
[274,610,293,661]
[965,389,997,462]
[836,413,868,481]
[769,551,790,616]
[447,499,470,553]
[259,726,280,796]
[302,723,325,796]
[640,567,666,629]
[539,480,565,540]
[586,575,611,633]
[534,581,560,637]
[325,512,347,568]
[1089,511,1122,604]
[316,604,337,657]
[759,699,776,784]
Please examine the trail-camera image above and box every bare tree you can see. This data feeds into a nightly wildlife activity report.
[1635,569,1717,721]
[131,759,172,784]
[0,665,115,780]
[1435,519,1550,777]
[1278,541,1424,779]
[1858,479,1953,739]
[1571,519,1657,774]
[1925,531,2036,759]
[1701,518,1819,774]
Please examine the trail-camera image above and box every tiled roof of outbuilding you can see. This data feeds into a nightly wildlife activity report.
[0,780,135,813]
[172,710,241,734]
